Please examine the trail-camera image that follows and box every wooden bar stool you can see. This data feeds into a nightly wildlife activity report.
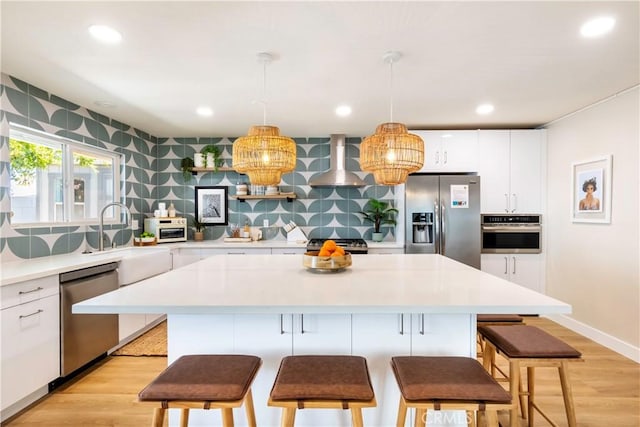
[477,314,524,355]
[478,325,583,427]
[391,356,514,427]
[268,355,376,427]
[138,354,262,427]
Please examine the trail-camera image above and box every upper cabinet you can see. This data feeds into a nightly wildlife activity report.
[412,130,479,173]
[478,130,545,213]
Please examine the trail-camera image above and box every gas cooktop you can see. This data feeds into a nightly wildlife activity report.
[306,238,368,254]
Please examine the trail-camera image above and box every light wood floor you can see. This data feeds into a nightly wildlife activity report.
[3,317,639,427]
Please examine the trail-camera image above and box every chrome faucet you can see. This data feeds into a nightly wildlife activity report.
[99,202,131,251]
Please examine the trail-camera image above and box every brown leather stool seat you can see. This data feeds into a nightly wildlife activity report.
[477,314,524,324]
[478,325,583,427]
[139,354,261,427]
[391,356,513,427]
[268,355,376,427]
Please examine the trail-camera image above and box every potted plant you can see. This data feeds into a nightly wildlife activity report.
[181,157,195,182]
[200,145,223,171]
[192,217,205,241]
[358,198,398,242]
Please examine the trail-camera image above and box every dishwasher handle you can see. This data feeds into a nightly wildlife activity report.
[59,262,118,284]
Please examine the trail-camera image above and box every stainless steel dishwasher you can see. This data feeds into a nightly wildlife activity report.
[59,262,119,377]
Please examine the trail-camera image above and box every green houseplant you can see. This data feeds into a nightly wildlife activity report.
[358,198,398,242]
[200,145,223,170]
[192,217,205,241]
[181,157,195,182]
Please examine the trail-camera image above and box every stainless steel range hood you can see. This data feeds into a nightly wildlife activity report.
[309,134,366,187]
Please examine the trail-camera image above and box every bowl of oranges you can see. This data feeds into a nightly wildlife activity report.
[303,239,352,273]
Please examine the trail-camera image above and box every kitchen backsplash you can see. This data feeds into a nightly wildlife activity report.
[0,74,395,261]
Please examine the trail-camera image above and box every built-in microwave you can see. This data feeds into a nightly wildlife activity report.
[144,217,188,243]
[481,214,541,254]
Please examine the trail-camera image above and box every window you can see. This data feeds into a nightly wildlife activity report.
[9,125,122,225]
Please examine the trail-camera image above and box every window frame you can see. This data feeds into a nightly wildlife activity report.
[9,123,124,227]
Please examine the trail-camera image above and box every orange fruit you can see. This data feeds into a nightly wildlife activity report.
[318,248,331,257]
[333,246,345,255]
[330,251,343,257]
[321,239,337,252]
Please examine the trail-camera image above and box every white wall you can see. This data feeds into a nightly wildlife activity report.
[545,87,639,361]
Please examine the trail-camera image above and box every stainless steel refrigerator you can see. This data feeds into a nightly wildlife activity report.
[405,174,481,269]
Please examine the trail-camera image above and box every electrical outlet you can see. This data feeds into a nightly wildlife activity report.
[132,219,139,230]
[263,219,269,227]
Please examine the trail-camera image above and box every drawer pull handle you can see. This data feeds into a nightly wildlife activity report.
[18,287,44,295]
[19,309,44,319]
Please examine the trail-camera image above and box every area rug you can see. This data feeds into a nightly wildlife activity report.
[112,321,167,356]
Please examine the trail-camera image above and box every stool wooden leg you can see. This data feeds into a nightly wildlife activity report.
[281,407,296,427]
[152,407,165,427]
[484,409,499,427]
[527,366,535,427]
[244,389,257,427]
[221,408,234,427]
[351,407,365,427]
[467,410,476,427]
[396,398,408,427]
[559,360,578,427]
[414,408,426,427]
[508,359,520,427]
[180,408,189,427]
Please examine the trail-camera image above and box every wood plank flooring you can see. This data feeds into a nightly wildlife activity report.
[3,317,639,427]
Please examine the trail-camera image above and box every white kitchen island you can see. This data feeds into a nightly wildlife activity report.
[75,254,570,427]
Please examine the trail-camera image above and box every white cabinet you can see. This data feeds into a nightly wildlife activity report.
[481,253,543,293]
[409,314,475,357]
[478,130,545,213]
[352,314,410,427]
[414,130,479,173]
[201,247,271,256]
[1,276,60,421]
[291,314,351,355]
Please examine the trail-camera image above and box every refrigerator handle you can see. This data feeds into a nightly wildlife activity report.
[504,193,510,213]
[440,202,446,255]
[434,199,440,254]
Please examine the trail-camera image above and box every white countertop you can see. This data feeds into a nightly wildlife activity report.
[0,240,402,286]
[74,254,570,316]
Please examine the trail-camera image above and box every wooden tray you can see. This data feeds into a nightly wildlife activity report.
[134,239,157,246]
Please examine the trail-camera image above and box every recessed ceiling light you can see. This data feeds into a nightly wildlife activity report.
[335,105,352,117]
[88,25,122,44]
[476,104,494,115]
[196,106,214,117]
[580,16,615,38]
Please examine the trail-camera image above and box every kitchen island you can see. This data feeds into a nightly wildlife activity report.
[75,254,570,427]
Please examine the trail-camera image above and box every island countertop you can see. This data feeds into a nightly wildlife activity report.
[74,254,570,315]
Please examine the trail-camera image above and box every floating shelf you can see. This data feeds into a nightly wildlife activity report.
[191,166,235,174]
[231,193,297,202]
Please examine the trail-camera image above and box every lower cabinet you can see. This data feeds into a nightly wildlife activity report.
[368,247,405,254]
[481,253,543,293]
[1,293,59,419]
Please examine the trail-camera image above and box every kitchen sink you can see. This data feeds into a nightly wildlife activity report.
[83,247,172,285]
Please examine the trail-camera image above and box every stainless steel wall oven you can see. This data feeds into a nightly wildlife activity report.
[481,214,541,254]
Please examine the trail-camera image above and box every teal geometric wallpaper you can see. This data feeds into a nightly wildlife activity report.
[0,73,396,261]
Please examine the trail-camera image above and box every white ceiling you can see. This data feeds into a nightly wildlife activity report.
[2,1,638,138]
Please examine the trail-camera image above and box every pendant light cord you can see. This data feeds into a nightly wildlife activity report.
[262,59,267,125]
[389,58,394,123]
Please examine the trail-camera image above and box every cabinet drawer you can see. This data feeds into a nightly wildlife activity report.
[1,294,60,410]
[1,275,59,310]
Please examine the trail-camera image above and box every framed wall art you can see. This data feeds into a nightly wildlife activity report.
[571,155,612,223]
[195,186,228,225]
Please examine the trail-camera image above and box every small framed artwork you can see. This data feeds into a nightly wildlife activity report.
[571,155,612,223]
[195,186,228,225]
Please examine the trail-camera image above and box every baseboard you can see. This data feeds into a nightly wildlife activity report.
[545,314,640,363]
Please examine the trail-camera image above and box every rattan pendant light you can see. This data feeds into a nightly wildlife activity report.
[232,52,296,186]
[360,51,424,185]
